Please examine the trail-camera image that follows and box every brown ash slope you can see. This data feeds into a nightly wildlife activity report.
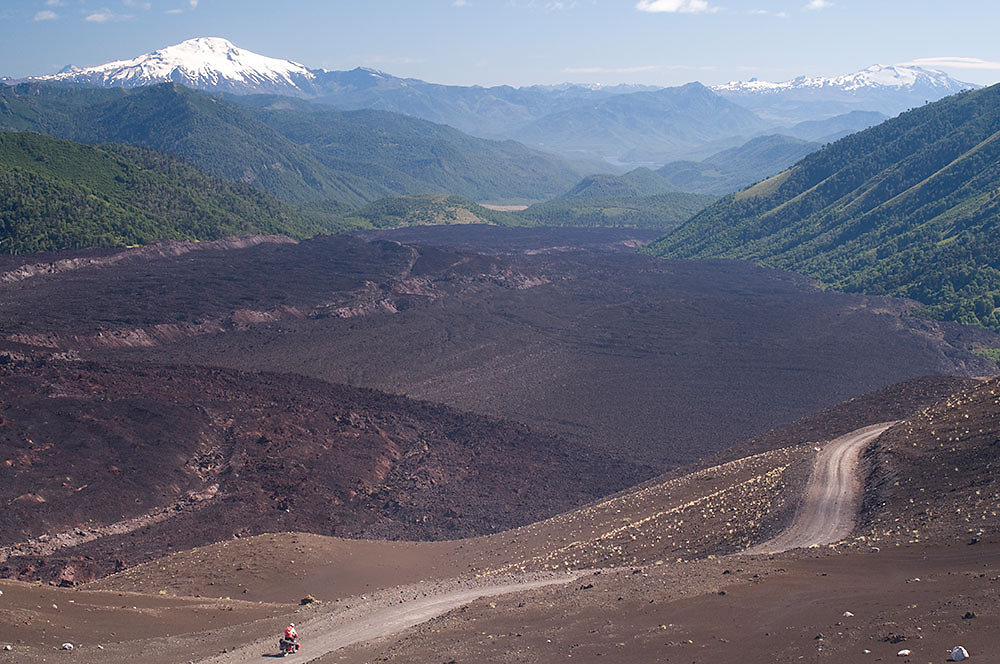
[2,229,996,471]
[0,357,647,583]
[2,373,996,663]
[860,375,1000,545]
[89,374,974,605]
[71,375,997,664]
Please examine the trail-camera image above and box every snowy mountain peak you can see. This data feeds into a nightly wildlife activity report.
[714,64,974,95]
[35,37,318,96]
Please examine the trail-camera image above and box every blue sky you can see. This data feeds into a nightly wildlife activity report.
[3,0,1000,87]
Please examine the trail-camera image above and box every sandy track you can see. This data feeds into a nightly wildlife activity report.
[198,574,585,664]
[746,422,895,554]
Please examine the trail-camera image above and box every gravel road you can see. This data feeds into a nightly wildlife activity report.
[746,422,895,554]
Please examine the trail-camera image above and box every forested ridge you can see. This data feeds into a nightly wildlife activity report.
[0,131,328,253]
[647,84,1000,332]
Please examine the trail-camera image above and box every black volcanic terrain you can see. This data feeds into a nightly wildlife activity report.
[95,229,997,467]
[1,226,998,663]
[1,226,997,588]
[2,227,995,473]
[0,358,646,583]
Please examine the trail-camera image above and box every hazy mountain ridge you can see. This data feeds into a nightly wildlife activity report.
[513,82,772,163]
[0,82,582,210]
[780,110,888,143]
[657,134,820,195]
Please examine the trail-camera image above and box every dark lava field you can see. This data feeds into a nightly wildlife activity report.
[100,227,997,466]
[1,225,998,581]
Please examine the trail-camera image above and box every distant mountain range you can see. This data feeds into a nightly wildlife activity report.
[15,38,978,164]
[713,65,976,124]
[647,84,1000,333]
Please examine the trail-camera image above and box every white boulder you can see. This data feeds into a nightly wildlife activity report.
[951,646,970,661]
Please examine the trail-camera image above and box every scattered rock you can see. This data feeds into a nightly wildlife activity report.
[896,649,911,657]
[962,611,976,620]
[300,595,318,605]
[843,611,855,617]
[60,643,74,651]
[3,645,12,651]
[951,645,969,661]
[871,547,881,553]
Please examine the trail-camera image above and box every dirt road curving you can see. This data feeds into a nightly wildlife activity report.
[197,422,893,662]
[746,422,895,555]
[198,573,586,664]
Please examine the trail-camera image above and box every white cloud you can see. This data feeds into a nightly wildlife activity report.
[453,0,470,5]
[903,56,1000,71]
[165,7,183,13]
[189,0,198,7]
[636,0,717,13]
[805,0,833,9]
[84,8,133,22]
[124,0,152,8]
[45,0,67,6]
[34,9,58,20]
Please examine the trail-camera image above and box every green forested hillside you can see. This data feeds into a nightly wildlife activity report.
[0,131,326,253]
[515,168,713,230]
[646,85,1000,332]
[556,168,679,200]
[520,192,715,230]
[346,195,521,229]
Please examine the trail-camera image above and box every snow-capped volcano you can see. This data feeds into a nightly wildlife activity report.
[35,37,318,96]
[714,64,973,95]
